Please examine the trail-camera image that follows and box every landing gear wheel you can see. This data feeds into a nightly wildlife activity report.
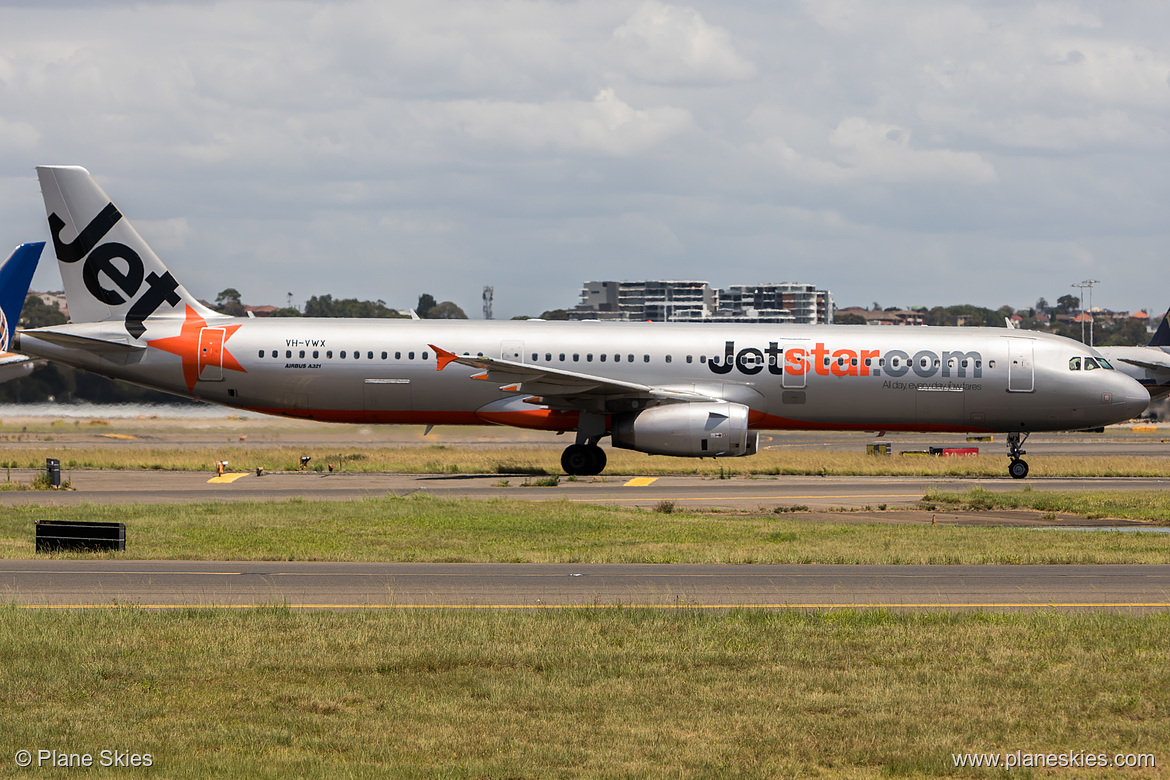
[561,444,606,476]
[1008,458,1029,480]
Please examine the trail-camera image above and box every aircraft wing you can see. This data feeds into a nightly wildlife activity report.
[1116,356,1170,373]
[429,344,721,409]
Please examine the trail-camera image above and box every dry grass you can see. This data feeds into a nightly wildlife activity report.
[1,607,1166,778]
[2,443,1170,478]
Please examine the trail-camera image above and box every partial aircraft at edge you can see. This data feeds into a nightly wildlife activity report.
[0,242,46,383]
[1097,313,1170,400]
[11,166,1150,478]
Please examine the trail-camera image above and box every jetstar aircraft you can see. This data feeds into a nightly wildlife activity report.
[12,166,1150,479]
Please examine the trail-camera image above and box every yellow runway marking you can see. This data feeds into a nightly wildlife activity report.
[98,433,137,440]
[623,477,658,487]
[207,473,248,484]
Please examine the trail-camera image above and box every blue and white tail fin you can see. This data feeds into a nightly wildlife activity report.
[36,166,218,340]
[1147,309,1170,348]
[0,242,44,351]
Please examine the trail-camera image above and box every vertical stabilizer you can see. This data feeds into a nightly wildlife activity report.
[35,166,217,339]
[1147,310,1170,347]
[0,242,44,350]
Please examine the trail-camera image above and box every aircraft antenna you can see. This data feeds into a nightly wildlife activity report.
[483,285,494,320]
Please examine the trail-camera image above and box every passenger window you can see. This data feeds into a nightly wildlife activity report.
[686,355,693,364]
[700,355,706,363]
[599,354,606,362]
[586,354,593,362]
[340,351,347,358]
[381,351,387,360]
[409,351,415,360]
[1069,357,1081,371]
[1084,357,1100,370]
[531,353,538,361]
[559,353,565,361]
[665,355,672,363]
[286,350,292,358]
[354,351,360,359]
[985,361,992,369]
[258,350,265,358]
[546,353,552,361]
[643,355,650,363]
[628,354,634,362]
[368,351,374,359]
[395,351,401,360]
[422,351,429,360]
[327,351,333,359]
[313,351,319,359]
[299,350,305,358]
[573,354,579,362]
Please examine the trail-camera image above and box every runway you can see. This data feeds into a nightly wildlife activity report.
[4,561,1169,611]
[1,468,1169,511]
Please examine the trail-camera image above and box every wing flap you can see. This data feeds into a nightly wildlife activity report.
[429,343,718,404]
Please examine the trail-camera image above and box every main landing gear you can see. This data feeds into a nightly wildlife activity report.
[1006,431,1029,479]
[561,443,607,476]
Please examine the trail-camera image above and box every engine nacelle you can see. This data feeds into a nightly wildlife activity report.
[610,402,758,458]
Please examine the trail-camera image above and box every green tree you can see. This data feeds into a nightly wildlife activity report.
[1055,294,1079,314]
[427,301,467,319]
[18,295,68,328]
[416,293,436,319]
[539,309,570,320]
[214,288,246,317]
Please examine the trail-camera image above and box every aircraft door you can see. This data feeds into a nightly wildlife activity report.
[198,328,225,381]
[781,344,806,389]
[1007,338,1035,393]
[501,340,524,362]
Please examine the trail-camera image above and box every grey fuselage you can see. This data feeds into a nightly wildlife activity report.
[16,319,1150,434]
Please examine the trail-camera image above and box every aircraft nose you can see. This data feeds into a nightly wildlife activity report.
[1111,375,1150,421]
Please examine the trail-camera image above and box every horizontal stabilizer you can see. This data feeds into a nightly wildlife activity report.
[19,328,146,354]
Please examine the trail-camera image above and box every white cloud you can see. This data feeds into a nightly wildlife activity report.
[409,88,692,156]
[760,117,996,185]
[613,1,756,84]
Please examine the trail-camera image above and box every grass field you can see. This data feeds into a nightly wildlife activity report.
[926,486,1170,524]
[1,607,1165,779]
[3,494,1168,564]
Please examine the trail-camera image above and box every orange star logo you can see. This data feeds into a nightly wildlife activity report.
[146,305,246,392]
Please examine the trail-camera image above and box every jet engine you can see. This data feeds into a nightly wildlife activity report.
[610,402,758,458]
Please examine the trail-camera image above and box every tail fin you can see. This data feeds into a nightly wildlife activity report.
[0,242,44,350]
[35,166,217,339]
[1147,310,1170,348]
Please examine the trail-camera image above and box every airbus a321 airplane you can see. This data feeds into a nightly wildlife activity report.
[13,166,1149,479]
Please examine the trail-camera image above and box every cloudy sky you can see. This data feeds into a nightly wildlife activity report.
[1,0,1168,319]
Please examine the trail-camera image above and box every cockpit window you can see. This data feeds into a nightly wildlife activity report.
[1097,357,1114,370]
[1069,357,1081,371]
[1083,357,1100,370]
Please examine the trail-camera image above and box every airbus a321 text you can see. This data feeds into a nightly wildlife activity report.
[13,166,1149,478]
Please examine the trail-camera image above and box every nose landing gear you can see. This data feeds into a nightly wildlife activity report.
[1006,431,1029,479]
